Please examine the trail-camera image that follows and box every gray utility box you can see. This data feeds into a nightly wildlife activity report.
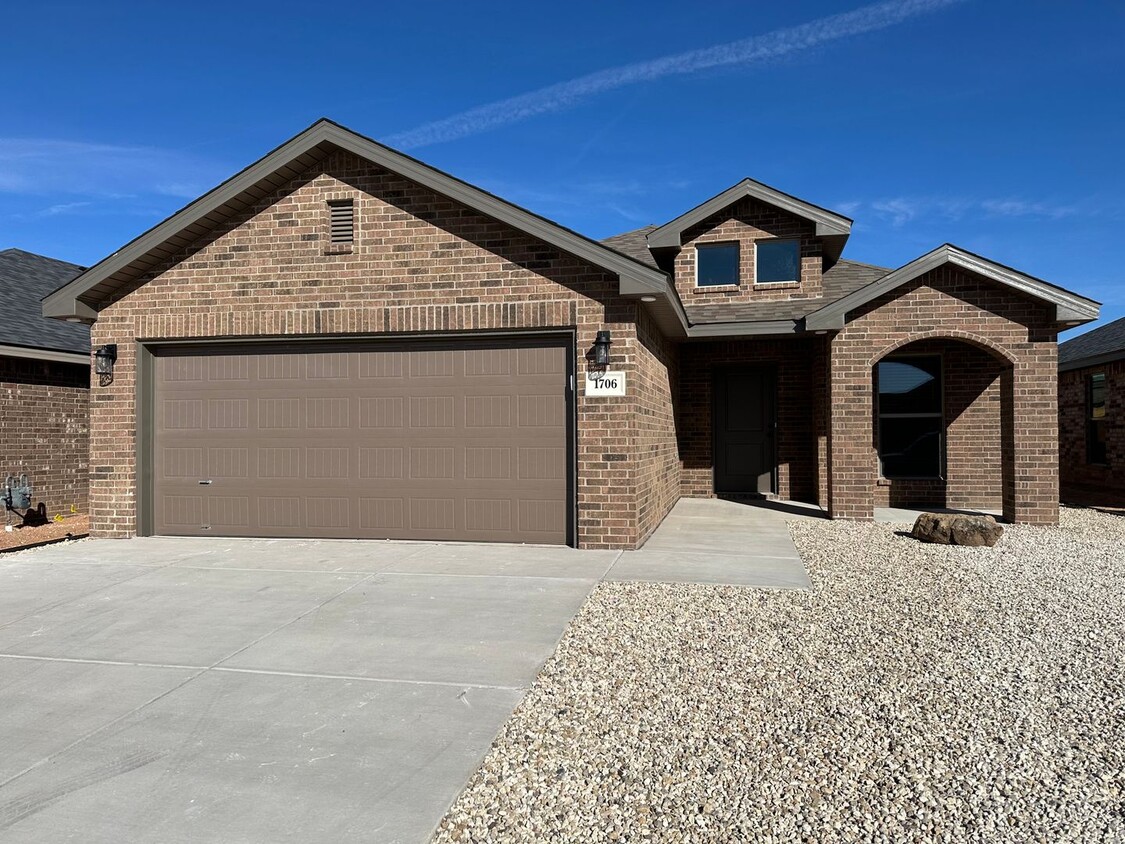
[3,474,32,511]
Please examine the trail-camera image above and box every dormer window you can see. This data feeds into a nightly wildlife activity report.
[696,242,739,287]
[755,239,799,285]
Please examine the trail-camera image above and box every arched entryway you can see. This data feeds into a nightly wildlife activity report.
[871,337,1014,515]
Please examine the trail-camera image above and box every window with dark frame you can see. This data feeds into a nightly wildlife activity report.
[877,356,943,479]
[328,199,354,244]
[696,242,739,287]
[755,239,800,284]
[1087,372,1108,464]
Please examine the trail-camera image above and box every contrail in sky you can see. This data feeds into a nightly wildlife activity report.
[386,0,967,149]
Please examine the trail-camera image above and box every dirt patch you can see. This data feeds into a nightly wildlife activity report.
[0,514,89,552]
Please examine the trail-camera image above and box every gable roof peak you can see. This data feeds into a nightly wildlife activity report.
[43,118,671,323]
[646,176,852,261]
[805,242,1100,330]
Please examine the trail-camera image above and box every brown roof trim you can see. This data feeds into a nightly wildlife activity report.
[1059,350,1125,373]
[0,343,89,366]
[646,178,853,262]
[43,119,675,323]
[805,243,1100,330]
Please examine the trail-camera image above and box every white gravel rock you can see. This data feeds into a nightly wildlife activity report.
[433,506,1125,843]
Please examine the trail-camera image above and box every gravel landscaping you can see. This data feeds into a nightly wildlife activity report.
[0,514,88,552]
[434,507,1125,843]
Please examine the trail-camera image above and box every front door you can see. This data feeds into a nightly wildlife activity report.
[714,368,777,496]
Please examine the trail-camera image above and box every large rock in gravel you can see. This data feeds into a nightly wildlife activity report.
[911,512,1003,547]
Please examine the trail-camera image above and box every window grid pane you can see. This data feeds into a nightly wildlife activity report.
[1088,373,1108,464]
[756,240,800,284]
[696,244,739,287]
[877,355,943,479]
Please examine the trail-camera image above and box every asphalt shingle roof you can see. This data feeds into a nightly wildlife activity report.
[683,259,889,324]
[1059,316,1125,366]
[0,249,89,354]
[600,226,659,268]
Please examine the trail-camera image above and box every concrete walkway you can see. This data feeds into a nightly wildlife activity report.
[605,497,814,589]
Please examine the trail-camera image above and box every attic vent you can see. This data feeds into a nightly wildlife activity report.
[328,199,354,243]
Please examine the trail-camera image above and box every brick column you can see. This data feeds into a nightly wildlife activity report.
[1003,355,1060,524]
[827,339,875,521]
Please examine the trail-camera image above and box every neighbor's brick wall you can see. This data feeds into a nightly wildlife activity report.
[828,265,1058,524]
[872,339,1004,511]
[1059,360,1125,493]
[677,337,822,504]
[0,356,89,516]
[674,197,823,307]
[88,148,668,549]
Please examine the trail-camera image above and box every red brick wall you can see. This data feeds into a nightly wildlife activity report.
[88,149,678,549]
[828,266,1059,524]
[633,307,681,543]
[674,197,823,306]
[0,356,89,517]
[677,337,822,504]
[1059,360,1125,494]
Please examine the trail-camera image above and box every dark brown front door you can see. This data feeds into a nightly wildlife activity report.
[714,368,776,496]
[150,337,571,544]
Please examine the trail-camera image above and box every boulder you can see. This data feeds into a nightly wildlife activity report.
[910,512,1003,547]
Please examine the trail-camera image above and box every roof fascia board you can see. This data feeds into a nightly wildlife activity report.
[42,297,100,321]
[1059,350,1125,373]
[806,245,1100,330]
[647,178,852,249]
[43,120,669,321]
[685,319,800,339]
[0,344,89,366]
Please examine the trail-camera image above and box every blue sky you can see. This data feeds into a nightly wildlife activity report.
[3,0,1122,336]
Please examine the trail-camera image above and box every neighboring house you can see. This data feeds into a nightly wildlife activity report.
[1,249,89,516]
[43,120,1099,549]
[1058,316,1125,498]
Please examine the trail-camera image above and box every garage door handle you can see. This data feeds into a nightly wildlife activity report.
[198,480,213,485]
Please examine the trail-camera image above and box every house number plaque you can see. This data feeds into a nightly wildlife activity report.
[586,371,626,397]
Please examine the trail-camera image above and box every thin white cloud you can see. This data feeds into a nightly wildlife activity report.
[980,198,1076,220]
[386,0,967,149]
[860,196,1078,227]
[0,139,227,199]
[38,201,92,217]
[871,198,921,226]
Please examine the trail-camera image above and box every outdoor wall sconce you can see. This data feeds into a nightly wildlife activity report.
[592,330,612,369]
[94,344,117,385]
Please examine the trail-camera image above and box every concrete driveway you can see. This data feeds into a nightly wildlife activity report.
[0,538,618,843]
[0,500,810,842]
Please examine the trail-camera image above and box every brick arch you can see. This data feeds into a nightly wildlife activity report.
[867,329,1017,368]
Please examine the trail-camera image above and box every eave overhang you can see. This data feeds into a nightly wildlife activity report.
[1059,350,1125,373]
[805,244,1101,331]
[0,343,89,366]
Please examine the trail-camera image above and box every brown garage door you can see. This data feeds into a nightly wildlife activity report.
[150,337,571,544]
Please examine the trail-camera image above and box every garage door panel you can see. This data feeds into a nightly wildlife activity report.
[163,496,203,528]
[259,497,302,529]
[153,338,570,543]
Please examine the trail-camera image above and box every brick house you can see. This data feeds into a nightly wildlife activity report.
[1058,317,1125,500]
[1,249,89,517]
[43,120,1099,549]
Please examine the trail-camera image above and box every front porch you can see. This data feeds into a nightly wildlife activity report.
[674,328,1056,524]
